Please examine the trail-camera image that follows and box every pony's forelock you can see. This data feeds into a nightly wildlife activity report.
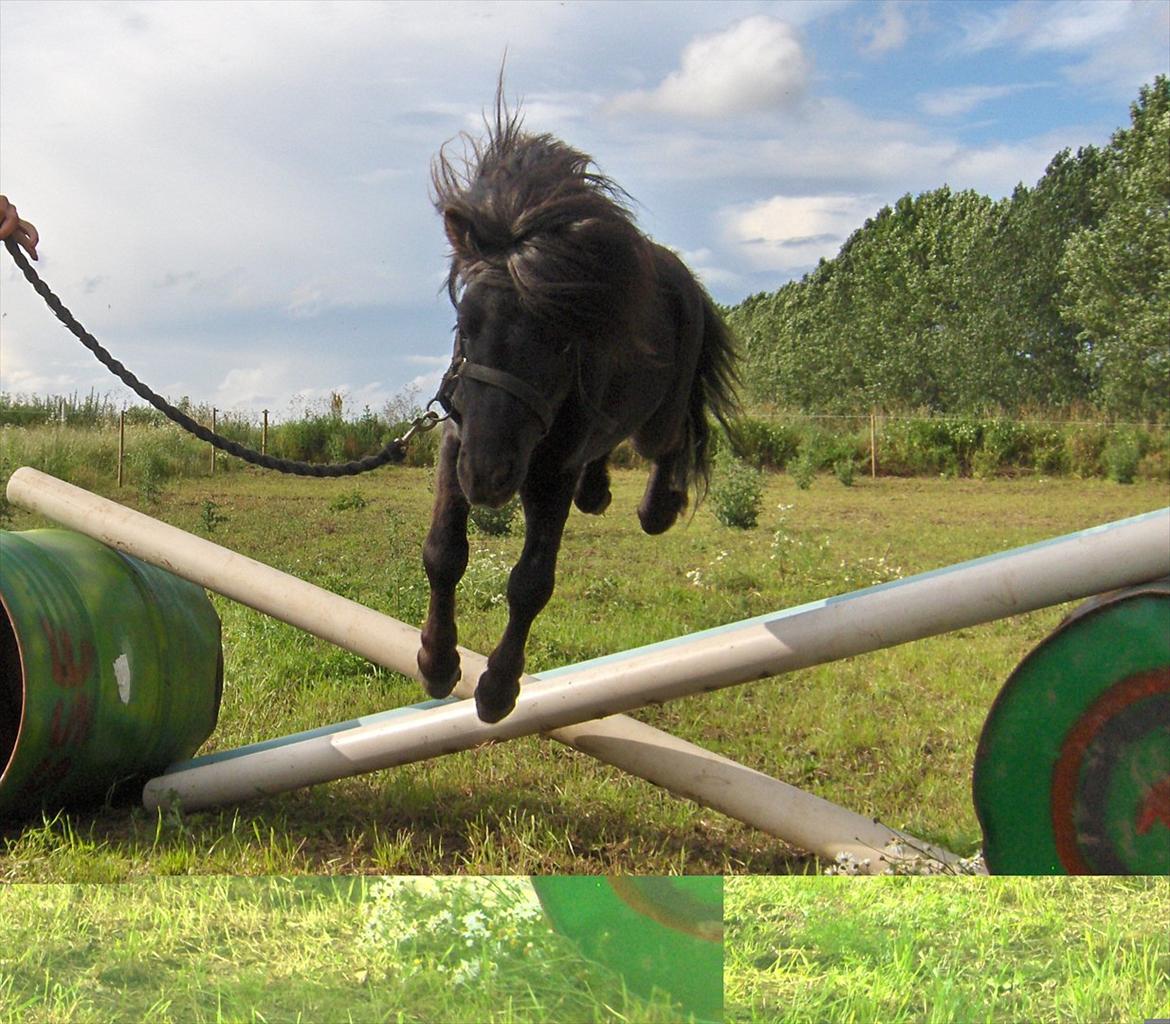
[431,94,653,343]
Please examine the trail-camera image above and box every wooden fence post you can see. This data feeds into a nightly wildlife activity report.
[117,410,125,488]
[210,408,217,476]
[870,409,877,479]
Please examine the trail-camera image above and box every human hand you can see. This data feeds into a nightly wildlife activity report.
[0,195,39,260]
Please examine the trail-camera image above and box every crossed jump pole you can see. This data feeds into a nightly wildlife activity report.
[8,467,1170,872]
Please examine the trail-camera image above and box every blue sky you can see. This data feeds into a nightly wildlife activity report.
[1,0,1166,419]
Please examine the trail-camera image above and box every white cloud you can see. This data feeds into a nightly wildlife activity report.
[212,361,399,419]
[515,92,607,132]
[613,97,956,189]
[0,318,112,398]
[918,83,1043,117]
[960,0,1133,53]
[609,17,810,119]
[615,90,1078,204]
[0,2,575,324]
[722,194,880,273]
[212,366,298,411]
[956,0,1168,94]
[943,137,1070,192]
[405,354,451,367]
[405,366,447,405]
[859,2,911,56]
[673,248,743,291]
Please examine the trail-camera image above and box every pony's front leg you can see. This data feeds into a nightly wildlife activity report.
[418,427,470,698]
[475,468,577,723]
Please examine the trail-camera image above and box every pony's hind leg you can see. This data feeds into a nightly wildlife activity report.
[638,450,687,535]
[573,455,612,514]
[418,428,470,698]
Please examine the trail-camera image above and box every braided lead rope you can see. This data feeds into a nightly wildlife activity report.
[3,238,446,476]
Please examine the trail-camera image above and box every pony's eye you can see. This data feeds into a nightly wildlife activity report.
[457,309,483,340]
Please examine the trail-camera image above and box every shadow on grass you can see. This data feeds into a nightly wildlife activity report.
[1,773,812,880]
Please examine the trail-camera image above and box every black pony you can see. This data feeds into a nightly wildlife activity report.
[419,95,739,722]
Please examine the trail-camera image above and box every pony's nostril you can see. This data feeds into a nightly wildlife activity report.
[490,462,516,495]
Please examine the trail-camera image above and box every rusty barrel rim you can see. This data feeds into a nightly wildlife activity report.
[530,875,723,1022]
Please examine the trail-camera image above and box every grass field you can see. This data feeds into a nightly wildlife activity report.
[1,462,1166,878]
[0,875,689,1024]
[725,875,1170,1023]
[1,874,1164,1023]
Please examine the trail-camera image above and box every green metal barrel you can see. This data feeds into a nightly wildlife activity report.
[1,529,223,819]
[974,580,1170,874]
[530,875,723,1022]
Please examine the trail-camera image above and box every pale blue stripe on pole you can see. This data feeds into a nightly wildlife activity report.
[165,697,460,771]
[536,506,1170,680]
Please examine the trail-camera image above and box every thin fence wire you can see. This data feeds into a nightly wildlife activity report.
[3,389,1166,431]
[2,395,1166,489]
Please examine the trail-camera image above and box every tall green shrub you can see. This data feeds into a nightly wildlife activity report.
[712,456,763,528]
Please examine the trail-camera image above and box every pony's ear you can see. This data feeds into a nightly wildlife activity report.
[443,210,478,256]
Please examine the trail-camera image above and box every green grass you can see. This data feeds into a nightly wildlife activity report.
[3,874,1164,1023]
[1,462,1167,877]
[0,876,688,1023]
[725,875,1170,1023]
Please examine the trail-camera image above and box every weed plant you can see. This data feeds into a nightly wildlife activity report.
[328,489,369,512]
[363,876,549,987]
[469,497,521,536]
[789,450,816,490]
[1104,429,1143,484]
[198,500,228,535]
[458,548,513,610]
[832,458,855,486]
[712,455,764,528]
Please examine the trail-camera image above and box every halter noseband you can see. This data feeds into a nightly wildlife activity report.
[436,353,560,434]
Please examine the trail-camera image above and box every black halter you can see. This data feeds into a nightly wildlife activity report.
[436,347,560,434]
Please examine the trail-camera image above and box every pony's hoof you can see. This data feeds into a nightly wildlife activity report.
[418,649,461,699]
[637,490,685,535]
[575,460,612,514]
[474,677,520,723]
[574,487,612,515]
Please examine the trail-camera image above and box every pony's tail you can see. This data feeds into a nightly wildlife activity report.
[685,293,742,502]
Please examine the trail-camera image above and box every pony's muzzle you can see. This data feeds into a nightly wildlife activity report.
[457,448,522,508]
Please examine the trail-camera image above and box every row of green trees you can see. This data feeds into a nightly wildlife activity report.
[724,78,1169,420]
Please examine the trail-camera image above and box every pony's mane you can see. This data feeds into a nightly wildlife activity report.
[431,91,654,342]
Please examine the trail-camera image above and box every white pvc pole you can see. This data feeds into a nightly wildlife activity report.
[137,504,1169,814]
[6,467,950,869]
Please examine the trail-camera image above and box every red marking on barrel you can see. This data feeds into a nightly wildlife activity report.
[49,693,94,750]
[41,618,95,689]
[1136,776,1170,836]
[1051,668,1170,873]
